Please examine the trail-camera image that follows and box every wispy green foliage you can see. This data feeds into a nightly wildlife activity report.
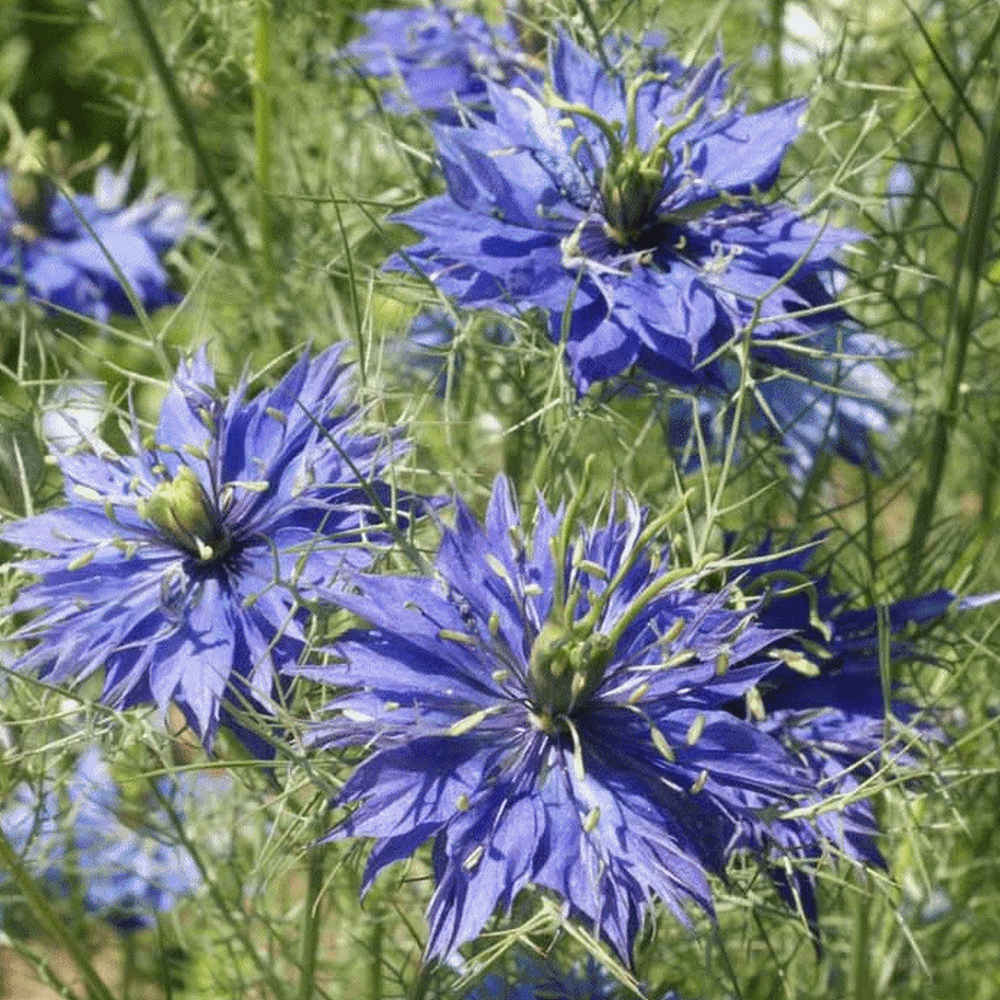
[0,2,999,999]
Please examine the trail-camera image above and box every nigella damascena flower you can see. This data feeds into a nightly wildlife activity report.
[0,747,203,932]
[298,476,939,963]
[0,155,196,321]
[2,345,416,750]
[663,330,905,482]
[390,307,512,397]
[721,539,989,928]
[342,3,538,124]
[388,32,900,474]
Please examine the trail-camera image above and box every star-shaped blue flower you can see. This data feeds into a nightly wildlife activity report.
[3,345,416,750]
[723,539,975,928]
[388,31,898,475]
[298,477,948,963]
[0,158,196,321]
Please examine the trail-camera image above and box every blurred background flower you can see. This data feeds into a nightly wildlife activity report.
[0,745,205,933]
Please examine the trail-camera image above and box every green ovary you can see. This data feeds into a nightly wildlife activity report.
[137,466,226,561]
[528,620,613,719]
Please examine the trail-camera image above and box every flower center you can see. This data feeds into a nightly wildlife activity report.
[2,116,64,240]
[599,143,673,247]
[528,619,612,720]
[548,69,709,248]
[136,466,229,563]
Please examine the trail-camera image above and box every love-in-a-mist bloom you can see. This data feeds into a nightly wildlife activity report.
[3,345,415,750]
[0,155,195,321]
[299,476,944,963]
[663,329,905,481]
[0,747,203,932]
[343,3,538,123]
[388,32,899,475]
[721,539,984,928]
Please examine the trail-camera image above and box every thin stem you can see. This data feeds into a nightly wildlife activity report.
[122,933,137,1000]
[905,69,1000,584]
[254,0,275,303]
[151,782,289,998]
[850,873,874,1000]
[406,962,435,1000]
[368,910,384,1000]
[122,0,249,258]
[769,0,786,100]
[297,815,329,1000]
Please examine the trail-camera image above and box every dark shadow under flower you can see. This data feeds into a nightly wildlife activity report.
[2,345,418,751]
[298,477,958,964]
[387,31,900,479]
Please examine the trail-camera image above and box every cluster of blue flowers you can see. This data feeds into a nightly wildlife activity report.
[0,2,992,995]
[342,2,539,124]
[296,475,969,963]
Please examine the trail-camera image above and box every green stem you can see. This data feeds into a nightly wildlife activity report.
[0,830,118,1000]
[151,782,288,998]
[850,873,874,1000]
[406,962,435,1000]
[572,0,610,72]
[769,0,786,100]
[254,0,275,303]
[122,933,136,1000]
[368,911,384,1000]
[905,70,1000,584]
[298,817,329,1000]
[122,0,249,258]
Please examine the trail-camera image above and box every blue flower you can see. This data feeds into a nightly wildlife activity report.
[719,538,983,929]
[661,329,905,481]
[388,32,897,473]
[342,3,538,124]
[0,747,203,932]
[298,476,946,963]
[0,157,196,321]
[464,951,620,999]
[390,307,512,398]
[3,345,416,750]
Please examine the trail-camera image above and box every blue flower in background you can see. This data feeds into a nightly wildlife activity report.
[715,537,995,930]
[390,306,512,397]
[0,157,197,321]
[660,329,905,481]
[3,345,417,751]
[342,3,538,123]
[464,951,622,999]
[298,477,943,963]
[0,747,203,932]
[389,31,898,475]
